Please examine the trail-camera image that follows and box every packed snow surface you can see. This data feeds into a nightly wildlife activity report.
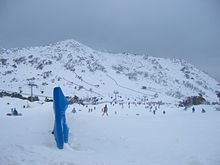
[0,98,220,165]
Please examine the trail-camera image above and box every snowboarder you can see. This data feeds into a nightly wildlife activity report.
[102,104,108,116]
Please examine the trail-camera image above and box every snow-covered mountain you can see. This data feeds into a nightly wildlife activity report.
[0,39,219,104]
[1,40,220,165]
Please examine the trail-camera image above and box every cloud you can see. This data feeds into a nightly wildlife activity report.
[0,0,219,81]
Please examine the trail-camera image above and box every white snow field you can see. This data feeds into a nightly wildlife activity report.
[0,97,220,165]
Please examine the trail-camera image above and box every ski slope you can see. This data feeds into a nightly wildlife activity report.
[0,97,220,165]
[0,39,220,165]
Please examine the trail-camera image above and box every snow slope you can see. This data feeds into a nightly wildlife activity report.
[0,98,220,165]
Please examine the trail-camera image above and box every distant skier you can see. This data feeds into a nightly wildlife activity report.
[88,108,93,112]
[153,110,156,115]
[201,108,206,113]
[192,107,195,113]
[72,107,76,114]
[13,108,18,116]
[163,110,166,115]
[102,104,108,116]
[7,108,20,116]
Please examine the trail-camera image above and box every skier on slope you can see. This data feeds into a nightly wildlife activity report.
[192,107,195,113]
[102,104,108,116]
[201,108,206,113]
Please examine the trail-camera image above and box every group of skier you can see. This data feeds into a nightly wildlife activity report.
[72,101,208,117]
[85,102,166,116]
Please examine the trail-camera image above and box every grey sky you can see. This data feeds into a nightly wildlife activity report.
[0,0,220,81]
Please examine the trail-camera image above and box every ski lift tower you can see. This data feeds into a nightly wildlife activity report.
[27,80,38,102]
[113,90,119,103]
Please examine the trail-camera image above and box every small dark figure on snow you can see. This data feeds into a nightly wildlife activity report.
[7,108,21,116]
[72,107,76,113]
[102,104,108,116]
[153,110,156,115]
[163,110,166,115]
[13,108,18,116]
[201,108,206,113]
[192,107,195,113]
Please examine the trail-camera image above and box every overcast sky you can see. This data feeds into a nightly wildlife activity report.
[0,0,219,81]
